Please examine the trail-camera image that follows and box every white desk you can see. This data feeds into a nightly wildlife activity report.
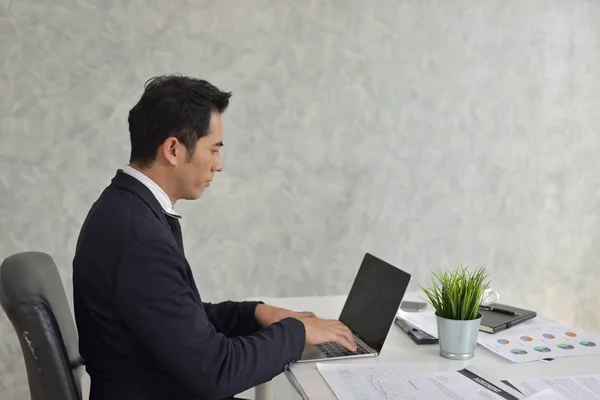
[251,293,600,400]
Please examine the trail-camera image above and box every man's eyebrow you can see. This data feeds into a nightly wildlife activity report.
[213,141,224,147]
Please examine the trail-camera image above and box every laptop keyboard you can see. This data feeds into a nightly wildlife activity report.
[316,341,371,357]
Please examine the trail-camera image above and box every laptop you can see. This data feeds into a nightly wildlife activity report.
[297,252,412,362]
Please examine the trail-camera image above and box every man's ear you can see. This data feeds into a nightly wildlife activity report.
[160,137,180,166]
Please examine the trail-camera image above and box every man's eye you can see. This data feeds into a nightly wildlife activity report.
[211,149,219,154]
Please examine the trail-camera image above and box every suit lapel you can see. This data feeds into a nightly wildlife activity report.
[111,170,202,303]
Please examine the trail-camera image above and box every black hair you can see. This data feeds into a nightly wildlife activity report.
[128,74,231,167]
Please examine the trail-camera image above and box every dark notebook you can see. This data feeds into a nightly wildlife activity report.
[479,304,537,334]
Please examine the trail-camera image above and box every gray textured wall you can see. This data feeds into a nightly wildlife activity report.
[2,0,600,398]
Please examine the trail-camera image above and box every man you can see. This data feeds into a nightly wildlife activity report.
[72,75,356,400]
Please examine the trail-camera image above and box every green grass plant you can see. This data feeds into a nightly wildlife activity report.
[420,265,490,321]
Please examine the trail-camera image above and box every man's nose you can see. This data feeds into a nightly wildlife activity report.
[213,154,223,172]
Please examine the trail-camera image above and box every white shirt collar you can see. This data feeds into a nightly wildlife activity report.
[121,165,181,218]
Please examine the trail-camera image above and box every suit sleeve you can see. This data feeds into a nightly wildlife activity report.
[202,300,263,337]
[115,240,306,400]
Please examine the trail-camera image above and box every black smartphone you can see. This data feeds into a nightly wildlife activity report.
[400,301,427,312]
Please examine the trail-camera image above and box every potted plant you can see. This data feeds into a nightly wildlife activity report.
[420,265,490,360]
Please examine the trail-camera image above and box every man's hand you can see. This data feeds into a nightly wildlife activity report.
[299,317,357,352]
[254,304,356,352]
[254,304,316,328]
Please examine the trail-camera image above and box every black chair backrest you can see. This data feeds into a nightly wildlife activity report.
[0,252,84,400]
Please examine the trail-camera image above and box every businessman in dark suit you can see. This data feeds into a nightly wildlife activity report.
[72,75,356,400]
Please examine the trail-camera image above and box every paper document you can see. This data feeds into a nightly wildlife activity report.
[504,374,600,399]
[317,363,417,399]
[317,362,523,399]
[524,389,570,399]
[396,309,439,338]
[478,327,600,363]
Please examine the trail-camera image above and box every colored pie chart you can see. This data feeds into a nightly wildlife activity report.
[520,336,533,342]
[557,344,574,350]
[543,333,555,339]
[510,349,527,355]
[534,346,552,353]
[497,339,510,345]
[580,341,596,347]
[566,332,577,337]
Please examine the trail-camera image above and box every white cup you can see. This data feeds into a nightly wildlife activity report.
[481,288,500,306]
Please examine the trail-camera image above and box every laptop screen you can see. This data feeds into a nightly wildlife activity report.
[338,253,412,352]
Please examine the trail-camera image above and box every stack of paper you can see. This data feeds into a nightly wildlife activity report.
[500,373,600,399]
[317,362,600,399]
[396,308,439,338]
[317,363,523,399]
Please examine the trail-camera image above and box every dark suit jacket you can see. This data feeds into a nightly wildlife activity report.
[72,170,305,400]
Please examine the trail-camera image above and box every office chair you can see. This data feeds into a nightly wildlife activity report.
[0,251,84,400]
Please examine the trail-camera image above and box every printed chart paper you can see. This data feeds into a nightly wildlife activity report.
[317,363,522,400]
[316,363,417,399]
[478,327,600,363]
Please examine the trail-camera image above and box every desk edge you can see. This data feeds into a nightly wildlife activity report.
[284,366,309,400]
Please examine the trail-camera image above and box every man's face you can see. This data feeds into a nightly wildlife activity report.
[175,111,224,200]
